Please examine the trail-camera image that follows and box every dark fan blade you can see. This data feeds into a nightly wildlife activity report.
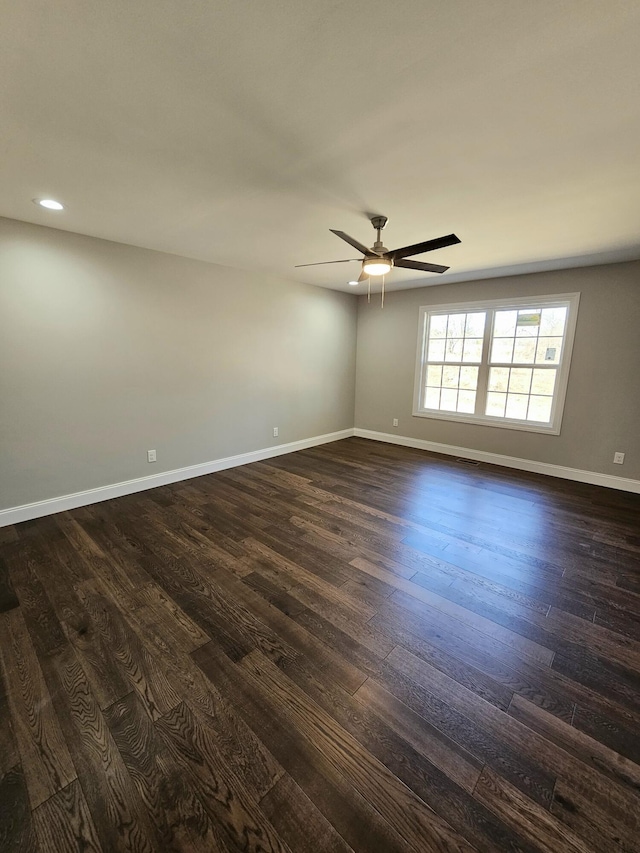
[329,229,371,256]
[294,258,360,268]
[394,258,449,274]
[389,233,461,261]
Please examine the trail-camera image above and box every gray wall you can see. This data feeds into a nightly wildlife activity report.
[355,261,640,480]
[3,214,638,514]
[0,218,357,509]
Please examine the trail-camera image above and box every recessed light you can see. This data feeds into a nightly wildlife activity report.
[33,198,64,210]
[348,280,359,286]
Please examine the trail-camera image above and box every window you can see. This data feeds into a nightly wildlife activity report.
[413,293,579,434]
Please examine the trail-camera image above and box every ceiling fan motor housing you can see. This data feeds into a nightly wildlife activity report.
[369,215,389,255]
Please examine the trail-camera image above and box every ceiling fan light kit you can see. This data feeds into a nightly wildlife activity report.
[295,215,461,306]
[363,257,392,275]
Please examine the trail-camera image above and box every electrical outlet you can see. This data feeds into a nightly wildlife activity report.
[613,451,625,465]
[273,427,279,438]
[147,449,157,463]
[392,418,399,427]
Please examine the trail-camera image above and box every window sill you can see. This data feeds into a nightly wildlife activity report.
[412,408,561,435]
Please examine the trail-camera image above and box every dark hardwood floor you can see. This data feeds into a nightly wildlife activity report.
[1,437,639,852]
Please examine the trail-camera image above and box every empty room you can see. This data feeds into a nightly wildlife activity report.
[1,2,640,851]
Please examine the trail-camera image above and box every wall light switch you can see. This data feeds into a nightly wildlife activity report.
[147,449,157,463]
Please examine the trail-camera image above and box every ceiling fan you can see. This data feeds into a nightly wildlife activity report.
[295,215,461,305]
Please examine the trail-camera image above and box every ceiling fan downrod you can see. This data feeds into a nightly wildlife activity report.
[369,215,388,255]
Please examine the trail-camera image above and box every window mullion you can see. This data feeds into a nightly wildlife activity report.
[475,309,493,415]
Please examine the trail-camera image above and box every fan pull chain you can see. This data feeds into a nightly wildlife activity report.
[381,274,385,309]
[367,278,371,303]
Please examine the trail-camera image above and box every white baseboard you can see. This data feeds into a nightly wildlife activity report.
[4,426,637,528]
[354,428,640,494]
[0,429,355,528]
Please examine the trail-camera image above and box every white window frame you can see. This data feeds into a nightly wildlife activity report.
[413,292,580,435]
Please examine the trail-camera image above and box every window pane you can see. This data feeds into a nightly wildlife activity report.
[462,338,483,362]
[540,306,567,336]
[531,368,556,396]
[513,338,536,363]
[428,338,445,361]
[429,315,448,338]
[508,368,532,394]
[488,367,509,392]
[465,312,486,337]
[506,394,529,419]
[491,337,514,363]
[494,310,517,337]
[457,390,476,413]
[426,365,442,387]
[425,386,440,408]
[459,366,478,390]
[535,337,562,364]
[440,388,458,411]
[447,313,466,338]
[444,339,464,362]
[528,395,553,422]
[515,309,541,337]
[442,366,460,388]
[486,392,506,417]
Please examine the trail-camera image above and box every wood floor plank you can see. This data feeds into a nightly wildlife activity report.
[30,546,132,712]
[279,658,538,853]
[545,605,640,671]
[241,570,309,617]
[0,764,38,852]
[370,605,518,709]
[0,609,76,808]
[105,691,222,852]
[0,654,19,778]
[111,603,287,801]
[357,663,555,809]
[240,540,395,658]
[352,675,483,793]
[474,767,593,853]
[0,555,19,613]
[239,650,477,853]
[0,525,19,546]
[373,596,637,730]
[552,645,640,718]
[117,513,301,668]
[1,437,639,851]
[39,644,159,853]
[32,780,102,853]
[259,773,355,853]
[551,777,640,853]
[192,640,416,853]
[4,542,67,656]
[352,556,555,665]
[242,536,375,617]
[508,693,640,796]
[155,701,292,853]
[156,549,368,694]
[571,703,640,766]
[386,643,640,812]
[75,579,182,720]
[134,581,211,652]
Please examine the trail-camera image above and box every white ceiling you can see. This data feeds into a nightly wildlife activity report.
[2,0,640,293]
